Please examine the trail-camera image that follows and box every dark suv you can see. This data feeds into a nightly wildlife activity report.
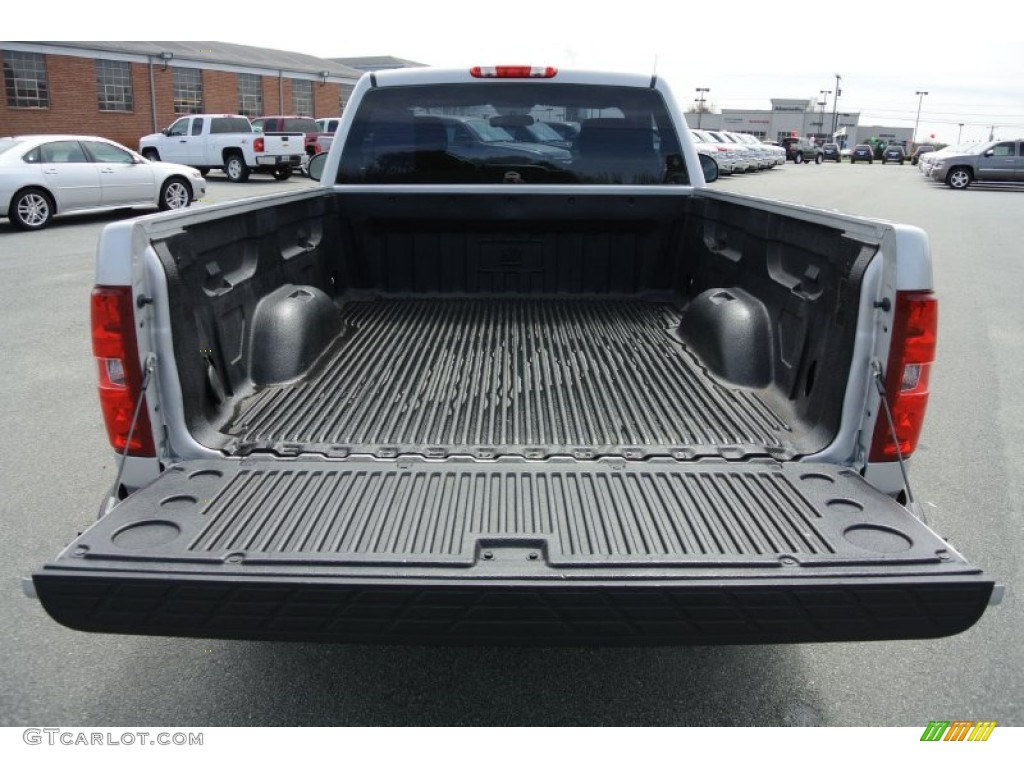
[882,145,906,165]
[779,136,823,164]
[911,144,936,166]
[850,144,874,164]
[822,143,841,162]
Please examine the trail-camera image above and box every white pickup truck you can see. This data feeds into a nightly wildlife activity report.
[30,67,996,645]
[139,114,304,182]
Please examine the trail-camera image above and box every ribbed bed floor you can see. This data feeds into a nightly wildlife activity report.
[223,298,793,459]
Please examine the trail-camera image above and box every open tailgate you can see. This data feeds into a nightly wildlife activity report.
[33,459,992,645]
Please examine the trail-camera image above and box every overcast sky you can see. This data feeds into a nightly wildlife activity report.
[10,1,1024,144]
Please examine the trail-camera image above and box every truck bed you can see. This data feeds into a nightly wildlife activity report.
[224,296,791,461]
[161,191,864,462]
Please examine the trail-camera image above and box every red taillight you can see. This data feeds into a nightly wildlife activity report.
[254,136,264,153]
[470,65,558,78]
[869,291,937,462]
[91,286,155,457]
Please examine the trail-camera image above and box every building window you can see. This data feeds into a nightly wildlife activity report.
[237,73,262,117]
[96,59,133,112]
[173,67,203,114]
[292,78,313,117]
[3,50,50,108]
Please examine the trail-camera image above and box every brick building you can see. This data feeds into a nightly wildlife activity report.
[0,41,363,150]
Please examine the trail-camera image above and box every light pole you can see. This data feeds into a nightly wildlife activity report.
[913,90,928,144]
[957,123,964,144]
[695,87,710,129]
[819,90,831,141]
[830,74,841,134]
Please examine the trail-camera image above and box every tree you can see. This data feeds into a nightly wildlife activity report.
[685,101,718,114]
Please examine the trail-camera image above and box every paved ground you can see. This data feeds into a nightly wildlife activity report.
[0,164,1019,726]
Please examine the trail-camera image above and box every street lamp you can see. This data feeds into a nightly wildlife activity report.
[695,87,710,129]
[819,90,832,141]
[830,74,841,134]
[913,90,928,144]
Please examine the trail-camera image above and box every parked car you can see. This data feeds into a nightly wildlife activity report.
[316,117,342,135]
[778,136,823,164]
[399,115,573,167]
[910,144,935,166]
[882,146,906,165]
[499,118,573,149]
[724,131,774,170]
[543,121,581,142]
[850,144,874,163]
[919,143,977,176]
[764,141,787,166]
[822,143,842,162]
[251,116,333,160]
[0,134,204,231]
[139,114,303,181]
[927,138,1024,189]
[691,133,733,175]
[691,129,742,174]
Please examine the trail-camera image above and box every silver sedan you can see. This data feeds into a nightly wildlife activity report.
[0,135,205,230]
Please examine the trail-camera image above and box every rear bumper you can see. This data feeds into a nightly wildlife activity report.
[255,155,303,167]
[34,571,991,645]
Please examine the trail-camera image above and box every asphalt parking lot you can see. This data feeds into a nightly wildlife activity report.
[0,163,1020,726]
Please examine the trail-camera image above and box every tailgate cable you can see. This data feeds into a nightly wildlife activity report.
[24,354,157,600]
[873,361,1005,607]
[871,360,926,522]
[111,353,157,499]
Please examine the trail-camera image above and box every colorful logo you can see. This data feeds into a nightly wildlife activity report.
[920,721,997,742]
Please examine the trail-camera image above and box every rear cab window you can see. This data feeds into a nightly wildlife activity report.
[211,117,253,134]
[337,82,687,185]
[282,118,318,133]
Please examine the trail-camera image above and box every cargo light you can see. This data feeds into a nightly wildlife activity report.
[470,66,557,79]
[91,286,156,457]
[254,136,265,153]
[869,291,937,462]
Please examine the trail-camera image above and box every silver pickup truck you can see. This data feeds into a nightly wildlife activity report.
[30,66,995,645]
[927,138,1024,189]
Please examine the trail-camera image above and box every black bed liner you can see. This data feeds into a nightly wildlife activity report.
[222,297,793,461]
[34,458,992,644]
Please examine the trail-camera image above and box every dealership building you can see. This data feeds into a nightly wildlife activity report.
[0,41,369,150]
[686,98,913,148]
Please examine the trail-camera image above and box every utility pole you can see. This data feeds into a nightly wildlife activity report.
[830,74,841,134]
[695,87,710,129]
[819,90,831,140]
[913,90,928,144]
[957,123,964,144]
